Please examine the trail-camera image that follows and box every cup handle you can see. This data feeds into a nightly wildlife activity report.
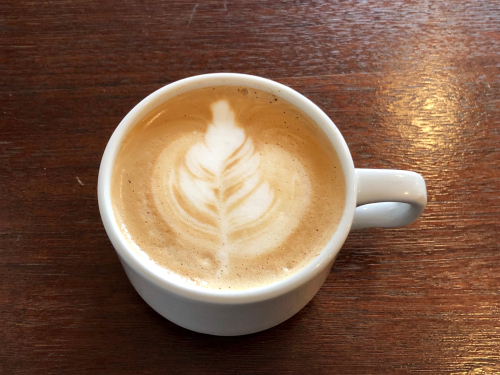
[352,169,427,230]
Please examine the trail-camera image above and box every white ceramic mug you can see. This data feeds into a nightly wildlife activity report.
[98,73,427,336]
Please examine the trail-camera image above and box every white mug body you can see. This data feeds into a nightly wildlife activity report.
[98,73,426,336]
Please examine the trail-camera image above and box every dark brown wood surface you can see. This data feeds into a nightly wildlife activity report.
[1,1,500,374]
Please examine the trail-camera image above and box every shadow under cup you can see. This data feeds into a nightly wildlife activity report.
[98,73,357,335]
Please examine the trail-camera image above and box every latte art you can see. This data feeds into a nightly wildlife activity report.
[111,86,345,290]
[152,100,311,273]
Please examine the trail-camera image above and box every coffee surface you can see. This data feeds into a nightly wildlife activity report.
[111,86,345,290]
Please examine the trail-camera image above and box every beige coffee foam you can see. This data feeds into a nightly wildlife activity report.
[112,86,345,290]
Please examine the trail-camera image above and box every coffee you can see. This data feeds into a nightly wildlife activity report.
[111,86,345,290]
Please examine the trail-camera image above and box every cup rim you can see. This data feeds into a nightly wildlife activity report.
[98,73,356,304]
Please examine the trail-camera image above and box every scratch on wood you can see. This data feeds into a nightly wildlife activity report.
[76,176,84,186]
[187,4,199,28]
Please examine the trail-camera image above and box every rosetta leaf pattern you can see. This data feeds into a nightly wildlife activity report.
[172,101,276,246]
[152,99,311,274]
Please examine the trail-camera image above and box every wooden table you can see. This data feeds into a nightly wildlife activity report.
[2,1,499,373]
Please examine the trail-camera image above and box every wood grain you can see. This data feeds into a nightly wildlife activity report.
[1,1,499,374]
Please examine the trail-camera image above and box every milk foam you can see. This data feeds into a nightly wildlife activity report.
[111,86,346,290]
[151,100,311,274]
